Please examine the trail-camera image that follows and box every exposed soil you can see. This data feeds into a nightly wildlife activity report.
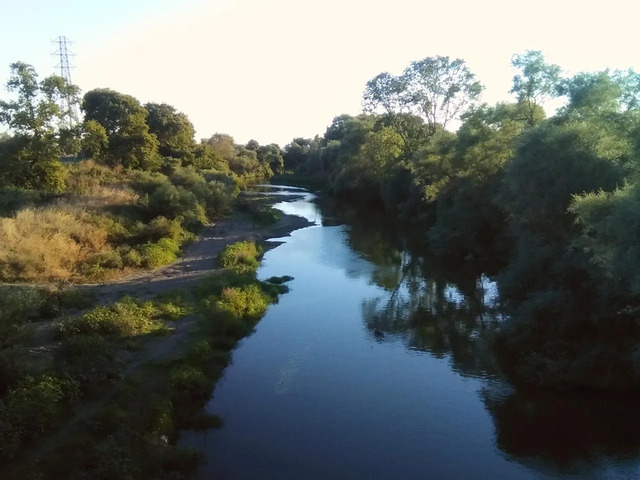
[80,212,313,305]
[81,209,313,368]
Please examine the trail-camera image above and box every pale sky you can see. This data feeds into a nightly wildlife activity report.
[1,0,639,146]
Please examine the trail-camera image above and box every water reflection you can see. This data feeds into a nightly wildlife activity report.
[321,198,640,478]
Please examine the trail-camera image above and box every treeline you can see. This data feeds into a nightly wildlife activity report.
[0,62,284,193]
[283,52,640,390]
[0,62,284,281]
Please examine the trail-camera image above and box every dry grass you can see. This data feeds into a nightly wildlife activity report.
[64,161,139,209]
[0,208,111,281]
[60,185,140,211]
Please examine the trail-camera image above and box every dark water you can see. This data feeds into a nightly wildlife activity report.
[182,186,640,479]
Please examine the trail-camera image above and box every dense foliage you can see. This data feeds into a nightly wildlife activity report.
[285,53,640,390]
[0,63,287,282]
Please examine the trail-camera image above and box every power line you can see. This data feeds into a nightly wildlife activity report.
[51,36,79,129]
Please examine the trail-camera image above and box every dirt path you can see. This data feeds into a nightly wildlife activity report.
[80,212,313,305]
[73,210,315,370]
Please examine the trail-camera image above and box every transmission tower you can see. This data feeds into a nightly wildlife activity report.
[51,36,79,129]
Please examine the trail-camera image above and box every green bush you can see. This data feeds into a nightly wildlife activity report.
[82,250,124,271]
[169,365,210,401]
[0,287,43,347]
[140,239,180,268]
[128,170,169,195]
[214,285,270,319]
[147,183,207,227]
[0,374,79,461]
[58,297,158,338]
[57,288,97,311]
[138,216,190,243]
[121,247,143,267]
[58,334,121,395]
[218,241,262,274]
[169,166,205,188]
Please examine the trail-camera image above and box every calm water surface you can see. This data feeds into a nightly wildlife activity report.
[182,186,640,480]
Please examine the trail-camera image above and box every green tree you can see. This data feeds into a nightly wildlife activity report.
[257,144,284,174]
[81,119,108,160]
[571,181,640,296]
[144,102,196,160]
[245,139,260,151]
[0,62,77,192]
[0,62,79,137]
[364,57,483,137]
[283,137,316,171]
[82,89,160,170]
[402,56,484,133]
[202,133,237,164]
[510,50,561,126]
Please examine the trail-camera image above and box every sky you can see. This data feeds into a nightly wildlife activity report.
[1,0,639,146]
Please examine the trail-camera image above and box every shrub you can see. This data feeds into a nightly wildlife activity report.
[82,250,124,272]
[58,334,121,394]
[147,183,207,227]
[169,166,205,188]
[218,241,262,274]
[0,287,44,347]
[214,285,270,319]
[169,365,210,401]
[128,171,169,195]
[122,248,143,267]
[0,374,79,461]
[140,239,180,268]
[0,207,110,281]
[138,216,190,243]
[58,297,158,338]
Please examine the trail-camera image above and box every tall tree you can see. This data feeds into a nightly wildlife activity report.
[0,62,76,191]
[144,102,196,160]
[257,144,284,174]
[402,56,484,133]
[82,89,159,169]
[510,50,561,126]
[364,56,483,135]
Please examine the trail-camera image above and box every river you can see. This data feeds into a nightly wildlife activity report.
[182,186,640,479]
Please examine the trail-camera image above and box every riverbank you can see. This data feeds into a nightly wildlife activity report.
[1,189,312,479]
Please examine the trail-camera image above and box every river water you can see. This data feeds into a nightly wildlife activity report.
[182,186,640,479]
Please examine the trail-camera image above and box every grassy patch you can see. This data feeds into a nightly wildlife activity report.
[1,265,293,480]
[218,240,262,274]
[57,297,165,338]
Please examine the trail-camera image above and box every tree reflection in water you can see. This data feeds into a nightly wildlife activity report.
[322,198,640,476]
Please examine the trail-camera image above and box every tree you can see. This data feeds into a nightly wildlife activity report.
[202,133,237,163]
[364,56,483,136]
[0,62,78,137]
[510,50,561,126]
[144,102,196,160]
[363,73,407,118]
[571,182,640,296]
[555,71,632,122]
[0,62,78,192]
[81,120,108,160]
[82,89,160,170]
[283,137,314,171]
[257,144,284,174]
[402,56,484,133]
[245,139,260,151]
